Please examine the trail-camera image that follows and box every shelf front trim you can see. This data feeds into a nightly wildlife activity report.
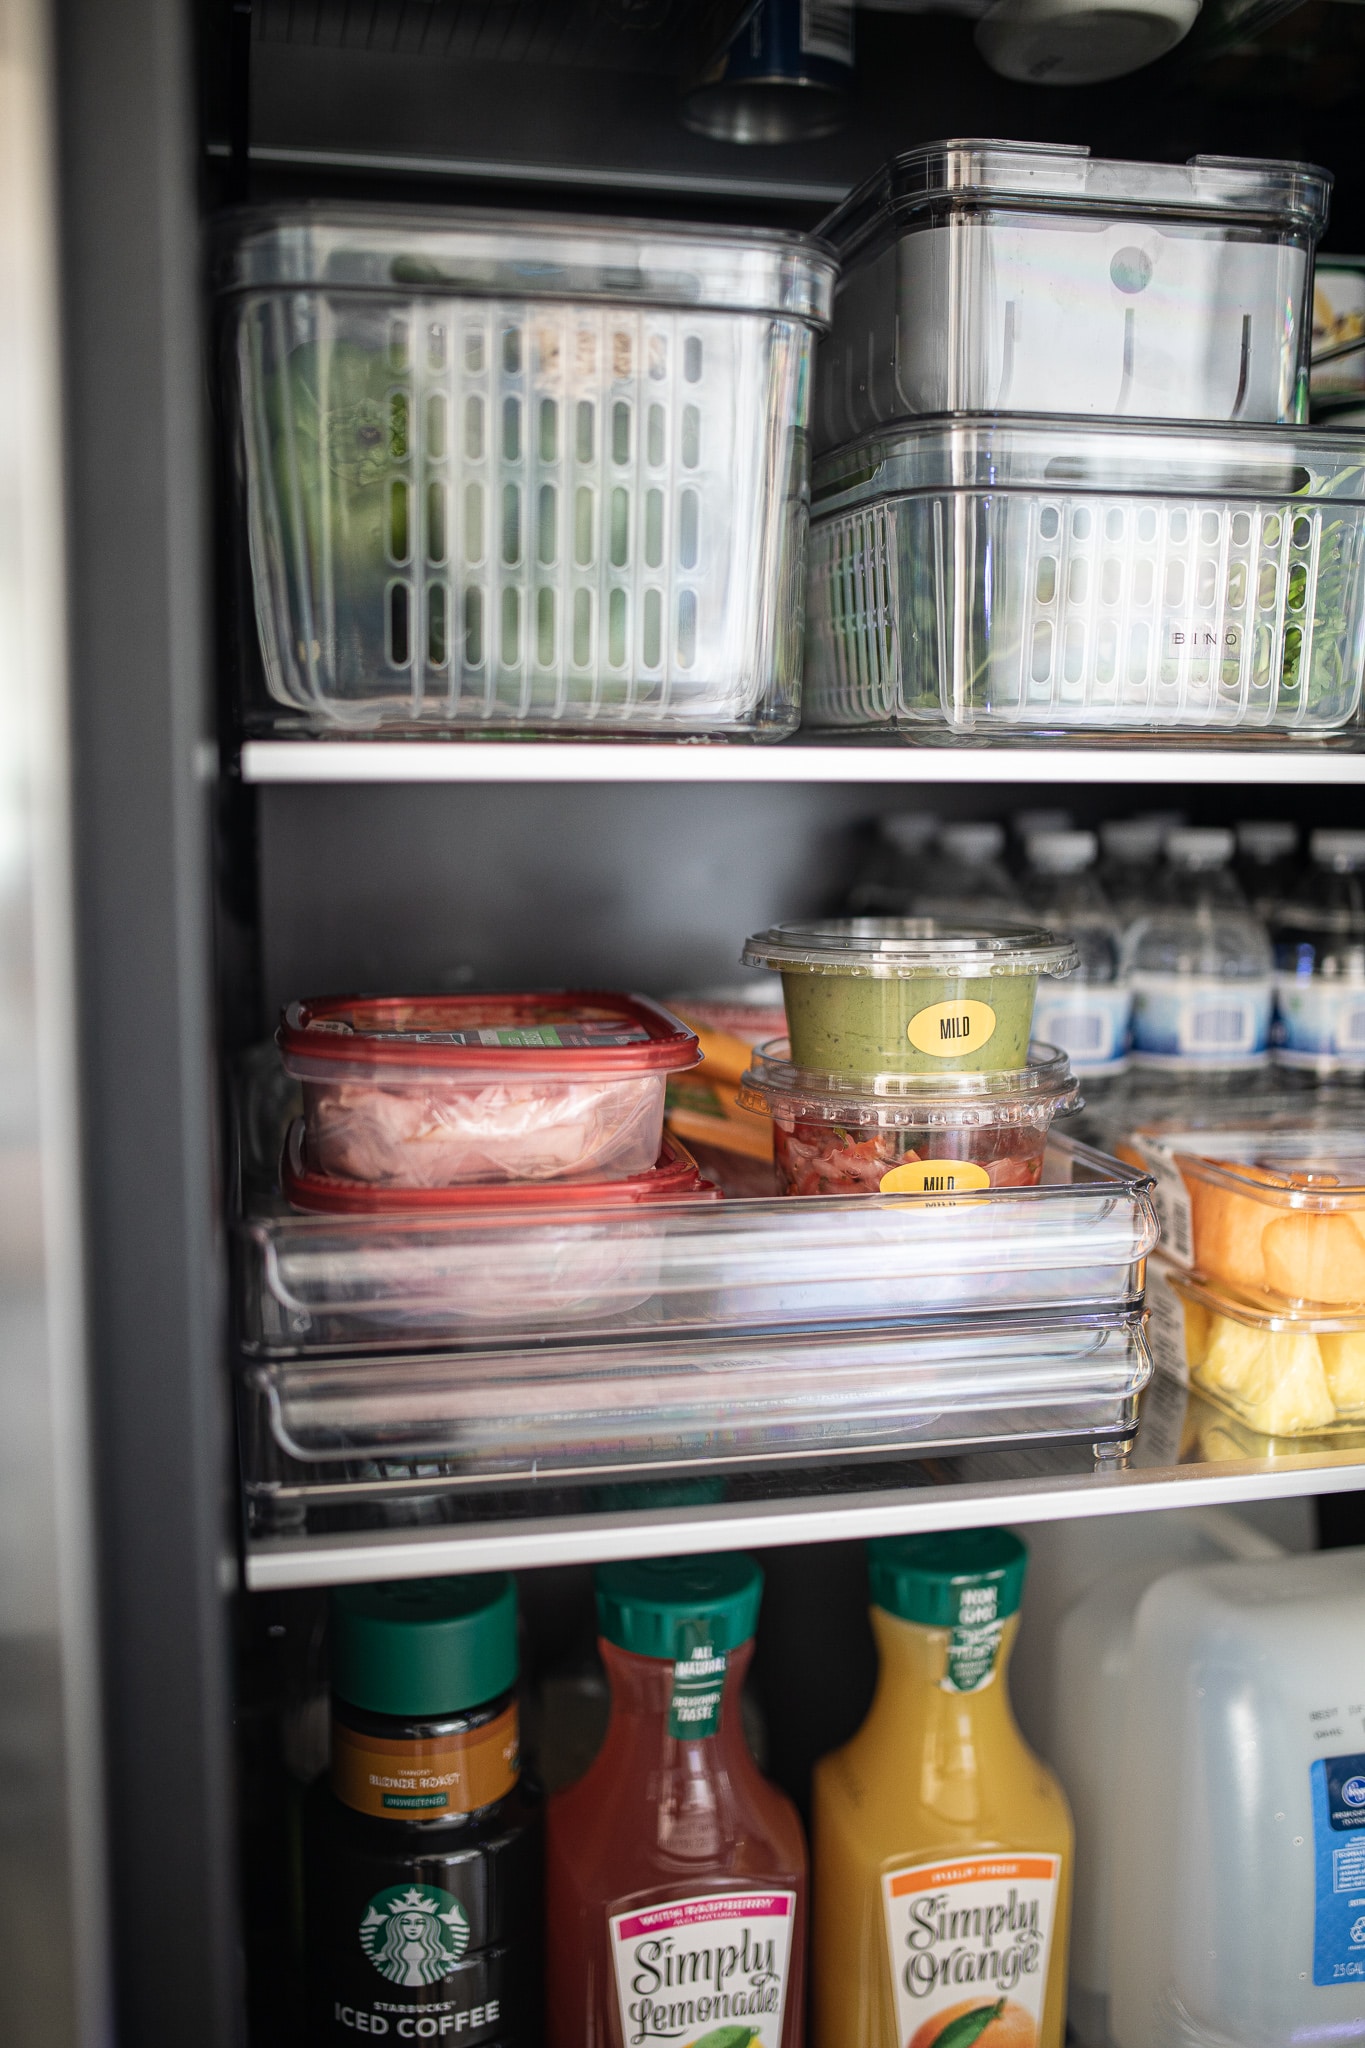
[241,741,1365,788]
[244,1452,1365,1590]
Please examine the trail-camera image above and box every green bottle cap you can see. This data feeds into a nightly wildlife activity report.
[331,1575,518,1718]
[596,1553,763,1660]
[868,1529,1027,1629]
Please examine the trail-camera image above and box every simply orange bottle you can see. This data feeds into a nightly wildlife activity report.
[813,1530,1072,2048]
[546,1552,807,2048]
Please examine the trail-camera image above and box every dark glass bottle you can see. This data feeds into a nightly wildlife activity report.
[303,1575,541,2045]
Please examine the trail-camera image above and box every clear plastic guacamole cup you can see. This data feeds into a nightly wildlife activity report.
[741,918,1078,1075]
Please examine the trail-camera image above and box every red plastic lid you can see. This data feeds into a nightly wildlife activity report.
[277,991,701,1077]
[282,1121,720,1214]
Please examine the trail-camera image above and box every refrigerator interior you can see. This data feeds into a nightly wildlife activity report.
[43,0,1365,2037]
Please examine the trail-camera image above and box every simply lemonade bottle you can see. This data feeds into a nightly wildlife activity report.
[813,1531,1072,2048]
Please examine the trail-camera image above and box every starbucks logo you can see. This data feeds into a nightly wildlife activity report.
[359,1884,471,1986]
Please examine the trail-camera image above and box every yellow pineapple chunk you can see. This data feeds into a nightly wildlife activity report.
[1319,1330,1365,1415]
[1198,1314,1273,1408]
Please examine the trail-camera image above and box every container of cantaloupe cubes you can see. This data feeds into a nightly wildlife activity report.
[1116,1115,1365,1435]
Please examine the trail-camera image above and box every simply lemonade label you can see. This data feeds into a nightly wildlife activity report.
[882,1855,1060,2046]
[609,1891,796,2048]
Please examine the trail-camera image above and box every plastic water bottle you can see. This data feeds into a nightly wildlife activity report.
[1273,828,1365,1076]
[1022,829,1131,1077]
[1236,819,1300,923]
[845,811,939,914]
[1126,827,1274,1073]
[1109,1547,1365,2048]
[914,819,1021,918]
[1098,818,1174,936]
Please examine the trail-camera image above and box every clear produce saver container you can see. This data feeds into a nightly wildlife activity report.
[276,991,700,1188]
[236,1134,1157,1356]
[217,204,836,737]
[1147,1255,1365,1437]
[240,1307,1152,1512]
[804,417,1365,739]
[814,141,1331,445]
[737,1037,1079,1194]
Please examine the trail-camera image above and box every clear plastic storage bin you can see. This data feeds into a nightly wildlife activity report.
[1116,1119,1365,1311]
[815,142,1331,445]
[804,418,1365,738]
[218,205,835,736]
[241,1307,1151,1499]
[1147,1255,1365,1437]
[237,1135,1158,1356]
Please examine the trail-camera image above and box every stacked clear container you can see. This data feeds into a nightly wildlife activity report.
[1112,1111,1365,1437]
[799,141,1365,741]
[218,205,835,737]
[235,967,1159,1547]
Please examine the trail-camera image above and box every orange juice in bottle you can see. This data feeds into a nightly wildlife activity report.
[813,1529,1072,2048]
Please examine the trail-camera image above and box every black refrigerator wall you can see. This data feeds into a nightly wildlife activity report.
[55,0,240,2037]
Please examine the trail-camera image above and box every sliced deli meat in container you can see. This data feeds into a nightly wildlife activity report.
[282,1122,718,1212]
[277,992,701,1188]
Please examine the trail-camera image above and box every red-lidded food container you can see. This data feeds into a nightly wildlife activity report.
[277,993,701,1189]
[282,1122,719,1213]
[737,1038,1079,1196]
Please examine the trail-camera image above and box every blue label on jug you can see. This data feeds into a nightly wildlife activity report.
[1311,1752,1365,1985]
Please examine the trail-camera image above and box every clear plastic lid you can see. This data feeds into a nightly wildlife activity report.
[215,203,838,327]
[738,1039,1080,1127]
[741,916,1077,979]
[282,1123,718,1215]
[812,416,1365,512]
[820,141,1332,266]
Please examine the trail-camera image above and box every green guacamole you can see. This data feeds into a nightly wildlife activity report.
[781,966,1039,1074]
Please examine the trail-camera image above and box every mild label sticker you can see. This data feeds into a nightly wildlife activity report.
[609,1891,796,2048]
[880,1159,992,1196]
[882,1855,1061,2048]
[907,1000,998,1060]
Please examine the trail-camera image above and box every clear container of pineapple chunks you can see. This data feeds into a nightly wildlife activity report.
[1108,1115,1365,1311]
[1147,1254,1365,1436]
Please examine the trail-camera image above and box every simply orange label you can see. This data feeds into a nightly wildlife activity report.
[882,1853,1061,2048]
[332,1703,519,1821]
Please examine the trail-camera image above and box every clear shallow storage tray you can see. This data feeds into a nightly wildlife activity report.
[217,205,835,738]
[236,1135,1159,1357]
[804,418,1365,739]
[240,1308,1152,1510]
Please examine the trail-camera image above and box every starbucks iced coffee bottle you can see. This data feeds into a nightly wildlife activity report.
[302,1576,542,2044]
[813,1530,1072,2048]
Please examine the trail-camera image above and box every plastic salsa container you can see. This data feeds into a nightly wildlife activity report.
[282,1122,718,1213]
[277,992,700,1189]
[1149,1256,1365,1437]
[741,918,1077,1075]
[737,1039,1079,1195]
